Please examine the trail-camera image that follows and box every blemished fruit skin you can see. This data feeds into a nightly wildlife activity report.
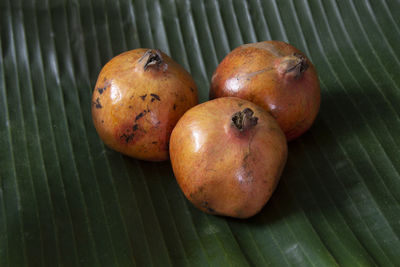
[210,41,320,141]
[169,97,288,218]
[92,49,198,161]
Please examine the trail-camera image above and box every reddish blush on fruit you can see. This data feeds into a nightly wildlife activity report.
[210,41,320,141]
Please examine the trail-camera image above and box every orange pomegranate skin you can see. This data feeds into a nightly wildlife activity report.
[92,49,198,161]
[210,41,320,141]
[169,97,287,218]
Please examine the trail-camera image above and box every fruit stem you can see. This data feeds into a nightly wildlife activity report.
[139,49,164,71]
[232,108,258,131]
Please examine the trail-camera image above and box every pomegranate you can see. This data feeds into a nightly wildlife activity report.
[92,49,198,161]
[169,97,287,218]
[210,41,320,141]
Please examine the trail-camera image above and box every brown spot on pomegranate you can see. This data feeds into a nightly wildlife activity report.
[116,122,146,146]
[93,97,102,109]
[150,93,161,102]
[97,86,107,94]
[135,110,147,121]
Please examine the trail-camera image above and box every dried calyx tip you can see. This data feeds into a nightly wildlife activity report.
[140,49,163,70]
[285,53,309,78]
[232,108,258,131]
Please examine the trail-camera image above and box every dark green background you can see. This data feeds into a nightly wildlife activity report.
[1,0,400,266]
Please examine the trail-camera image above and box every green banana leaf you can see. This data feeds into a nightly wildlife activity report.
[1,0,399,266]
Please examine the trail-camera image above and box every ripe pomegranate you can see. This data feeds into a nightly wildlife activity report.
[92,49,198,161]
[210,41,320,141]
[169,97,287,218]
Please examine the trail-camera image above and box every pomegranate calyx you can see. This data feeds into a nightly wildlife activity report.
[139,49,164,71]
[232,108,258,131]
[277,53,309,79]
